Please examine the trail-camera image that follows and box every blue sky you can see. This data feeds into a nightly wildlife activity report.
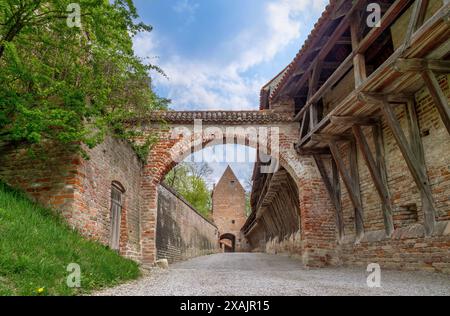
[132,0,328,187]
[133,0,328,110]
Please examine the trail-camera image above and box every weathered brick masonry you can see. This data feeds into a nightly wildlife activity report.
[245,0,450,273]
[0,0,448,275]
[212,166,247,252]
[0,136,144,261]
[157,183,219,263]
[0,135,222,264]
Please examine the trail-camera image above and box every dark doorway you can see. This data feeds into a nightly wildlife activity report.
[219,233,236,253]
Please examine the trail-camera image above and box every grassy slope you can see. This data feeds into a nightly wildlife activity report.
[0,182,140,296]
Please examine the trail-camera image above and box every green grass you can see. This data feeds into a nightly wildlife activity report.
[0,182,141,296]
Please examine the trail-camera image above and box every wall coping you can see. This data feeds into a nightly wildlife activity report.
[130,110,295,125]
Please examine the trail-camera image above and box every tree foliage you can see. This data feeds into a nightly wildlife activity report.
[0,0,168,154]
[165,163,213,218]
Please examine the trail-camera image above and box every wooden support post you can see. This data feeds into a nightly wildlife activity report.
[405,99,437,235]
[314,155,344,241]
[349,139,364,237]
[399,0,424,56]
[417,0,430,27]
[350,12,367,87]
[300,111,308,138]
[352,125,394,236]
[372,123,395,236]
[329,140,365,239]
[421,70,450,136]
[379,99,436,235]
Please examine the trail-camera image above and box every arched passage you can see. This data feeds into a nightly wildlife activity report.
[219,233,236,253]
[137,111,304,267]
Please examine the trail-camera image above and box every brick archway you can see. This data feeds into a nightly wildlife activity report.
[219,233,236,253]
[136,110,317,266]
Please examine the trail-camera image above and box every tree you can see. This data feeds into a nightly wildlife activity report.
[164,162,213,218]
[0,0,168,156]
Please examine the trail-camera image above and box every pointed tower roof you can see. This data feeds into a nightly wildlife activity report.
[214,165,245,193]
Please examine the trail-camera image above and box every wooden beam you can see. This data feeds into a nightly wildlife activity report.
[350,11,367,87]
[330,116,379,126]
[283,0,366,99]
[349,140,364,237]
[406,99,436,235]
[378,100,436,235]
[296,147,331,156]
[331,157,344,240]
[329,140,365,239]
[313,155,344,241]
[373,123,395,236]
[357,0,411,54]
[312,134,353,143]
[402,0,424,51]
[421,70,450,135]
[352,125,394,236]
[358,92,415,104]
[394,58,450,73]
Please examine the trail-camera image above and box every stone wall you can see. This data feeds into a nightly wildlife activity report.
[157,184,219,263]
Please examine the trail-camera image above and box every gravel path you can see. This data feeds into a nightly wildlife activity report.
[95,253,449,296]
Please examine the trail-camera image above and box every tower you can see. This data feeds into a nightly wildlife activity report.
[212,166,247,252]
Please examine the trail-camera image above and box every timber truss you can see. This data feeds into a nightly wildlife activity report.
[273,0,450,239]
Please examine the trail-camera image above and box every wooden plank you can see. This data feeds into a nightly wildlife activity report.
[330,116,379,126]
[421,69,450,135]
[379,100,436,235]
[313,155,344,241]
[312,134,352,143]
[299,110,308,139]
[417,0,430,27]
[372,123,395,236]
[352,125,394,236]
[394,58,450,72]
[329,140,365,239]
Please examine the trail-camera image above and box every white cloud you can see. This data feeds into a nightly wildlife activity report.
[133,0,327,110]
[173,0,199,25]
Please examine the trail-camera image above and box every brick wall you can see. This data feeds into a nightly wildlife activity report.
[0,136,144,262]
[334,74,450,273]
[157,184,219,263]
[247,75,450,273]
[73,137,143,261]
